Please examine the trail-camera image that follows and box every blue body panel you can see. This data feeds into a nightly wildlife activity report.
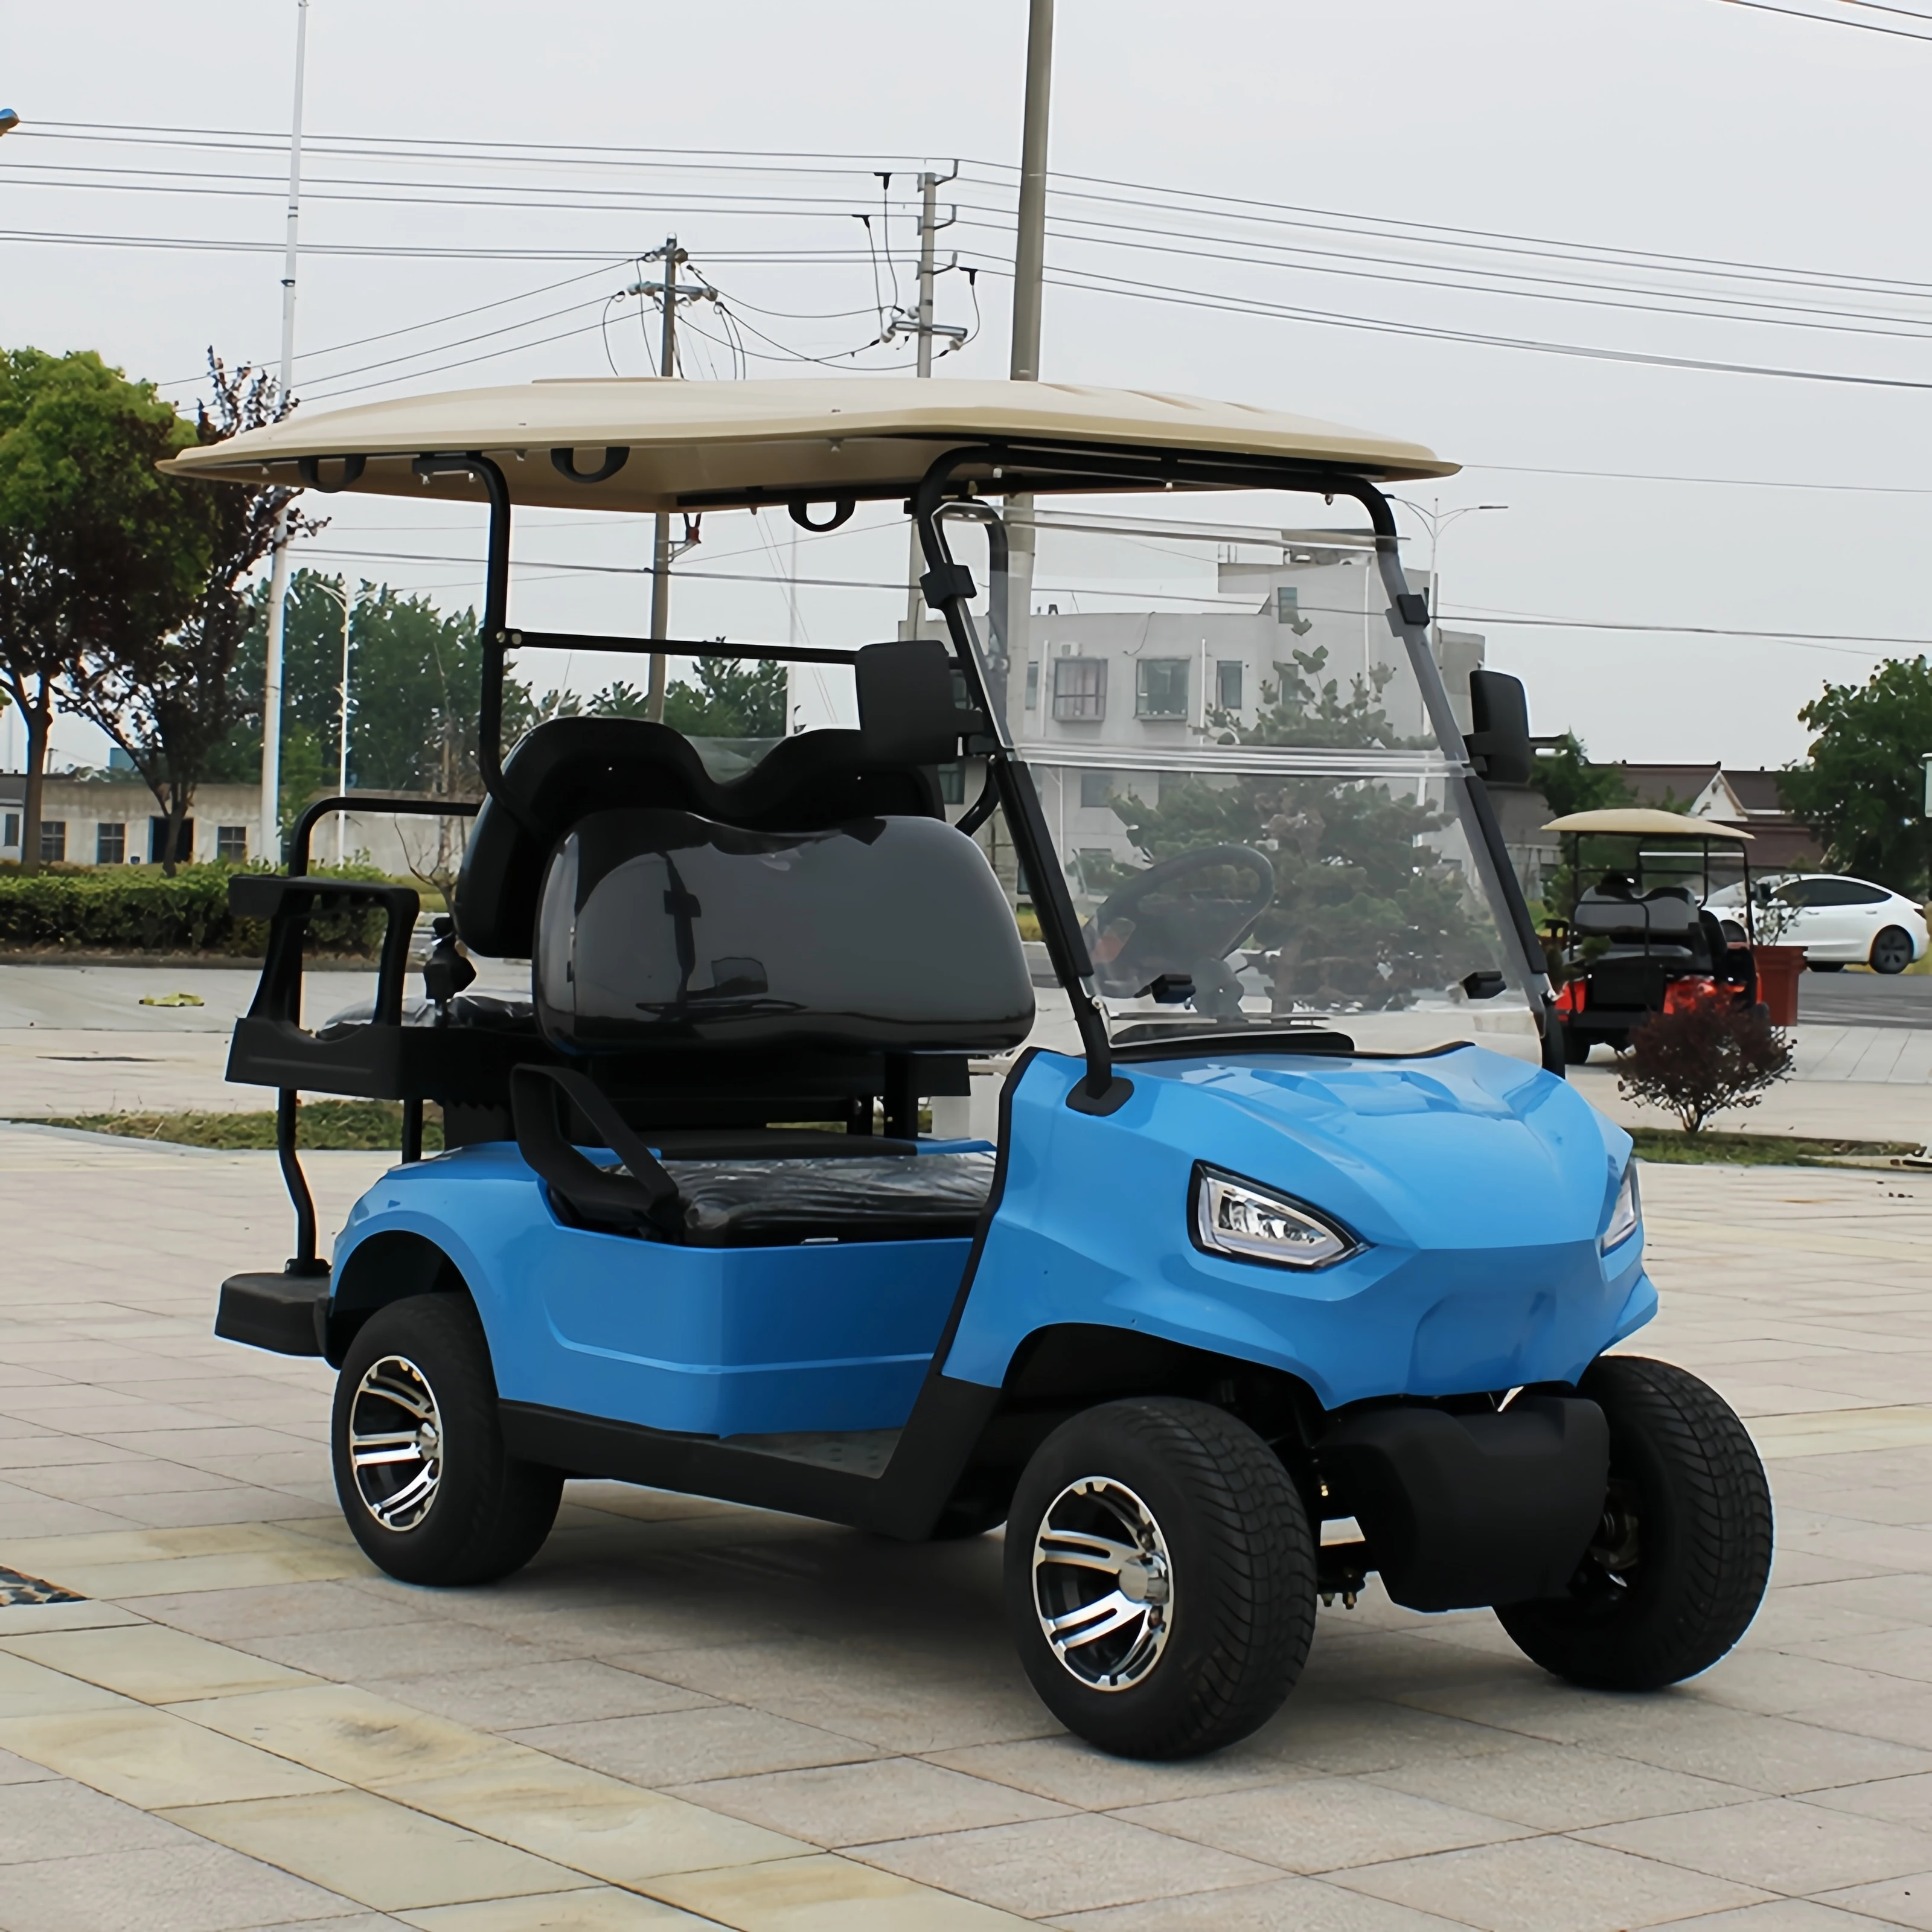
[944,1048,1652,1407]
[333,1144,970,1436]
[329,1046,1651,1438]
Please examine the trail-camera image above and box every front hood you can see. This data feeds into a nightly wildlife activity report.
[1138,1044,1628,1252]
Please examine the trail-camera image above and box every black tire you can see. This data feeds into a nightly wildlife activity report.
[332,1294,562,1587]
[1496,1356,1771,1691]
[1562,1025,1591,1066]
[1606,1028,1632,1054]
[1005,1398,1316,1759]
[1808,960,1845,973]
[1870,927,1914,976]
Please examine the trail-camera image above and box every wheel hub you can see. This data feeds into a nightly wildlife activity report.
[1031,1476,1173,1691]
[347,1354,444,1532]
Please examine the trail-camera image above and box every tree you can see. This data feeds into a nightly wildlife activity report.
[1618,998,1793,1134]
[0,348,205,871]
[1091,647,1487,1012]
[1532,732,1631,819]
[1780,656,1932,895]
[70,356,311,873]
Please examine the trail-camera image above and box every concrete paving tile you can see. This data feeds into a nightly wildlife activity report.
[1581,1795,1932,1894]
[0,1702,342,1807]
[509,1705,880,1786]
[245,1617,584,1682]
[176,1683,533,1787]
[1802,1689,1932,1752]
[0,1744,55,1783]
[0,1597,144,1635]
[1,1456,238,1501]
[668,1758,1071,1847]
[1803,1771,1932,1827]
[0,1435,138,1470]
[925,1733,1314,1811]
[633,1639,1054,1755]
[0,1772,191,1858]
[1655,1906,1931,1932]
[854,1812,1281,1918]
[376,1756,811,1884]
[647,1849,1040,1927]
[1117,1776,1531,1873]
[401,1892,714,1929]
[1361,1739,1758,1831]
[374,1659,718,1731]
[1813,1873,1932,1931]
[1328,1834,1773,1932]
[1668,1648,1914,1718]
[1042,1875,1475,1930]
[159,1788,592,1911]
[0,1840,368,1931]
[0,1484,139,1535]
[0,1520,371,1598]
[2,1620,319,1702]
[124,1578,444,1642]
[0,1648,131,1718]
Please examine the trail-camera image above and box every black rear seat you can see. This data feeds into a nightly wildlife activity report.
[664,1152,995,1246]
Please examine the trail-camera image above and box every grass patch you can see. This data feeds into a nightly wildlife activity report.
[25,1100,444,1152]
[1630,1127,1921,1166]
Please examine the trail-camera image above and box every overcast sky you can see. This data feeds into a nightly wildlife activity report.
[6,0,1931,774]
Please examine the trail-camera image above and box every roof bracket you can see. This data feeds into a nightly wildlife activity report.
[295,453,366,493]
[788,495,855,533]
[549,446,630,484]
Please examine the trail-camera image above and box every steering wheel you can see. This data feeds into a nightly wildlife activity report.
[1084,843,1276,1007]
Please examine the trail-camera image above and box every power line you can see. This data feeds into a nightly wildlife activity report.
[1462,461,1932,496]
[1720,0,1932,39]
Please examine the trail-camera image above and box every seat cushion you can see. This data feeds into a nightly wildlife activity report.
[664,1150,995,1246]
[316,992,537,1040]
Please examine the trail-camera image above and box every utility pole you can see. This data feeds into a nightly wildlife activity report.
[1005,0,1054,739]
[900,167,963,633]
[630,237,712,721]
[260,0,308,867]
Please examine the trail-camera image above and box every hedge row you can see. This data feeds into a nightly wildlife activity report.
[0,863,391,955]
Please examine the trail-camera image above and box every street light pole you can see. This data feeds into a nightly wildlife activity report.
[260,0,309,868]
[1004,0,1054,740]
[1389,497,1508,655]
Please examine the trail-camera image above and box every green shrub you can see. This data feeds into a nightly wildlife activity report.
[0,863,391,956]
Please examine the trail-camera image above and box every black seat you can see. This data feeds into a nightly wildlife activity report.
[456,641,973,959]
[668,1151,995,1246]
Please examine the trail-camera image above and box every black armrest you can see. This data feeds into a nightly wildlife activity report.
[510,1064,685,1238]
[235,874,421,1031]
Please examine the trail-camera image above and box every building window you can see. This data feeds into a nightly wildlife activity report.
[96,823,126,866]
[936,764,965,806]
[39,820,66,863]
[149,817,196,865]
[1136,658,1189,720]
[1080,769,1115,809]
[1024,661,1039,711]
[1215,661,1244,712]
[1276,584,1312,633]
[1052,657,1107,722]
[216,824,249,864]
[2,813,18,850]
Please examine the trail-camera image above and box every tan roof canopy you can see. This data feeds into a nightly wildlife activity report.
[158,376,1456,513]
[1543,808,1754,843]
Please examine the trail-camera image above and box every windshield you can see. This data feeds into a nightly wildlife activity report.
[998,499,1541,1061]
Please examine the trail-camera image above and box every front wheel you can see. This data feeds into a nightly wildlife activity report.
[1005,1398,1316,1759]
[1497,1355,1771,1691]
[1870,927,1915,975]
[1562,1025,1591,1066]
[332,1294,561,1587]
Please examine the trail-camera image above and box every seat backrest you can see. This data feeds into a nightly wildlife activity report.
[456,639,972,959]
[534,807,1034,1056]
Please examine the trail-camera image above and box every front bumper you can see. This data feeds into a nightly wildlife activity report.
[1319,1395,1608,1610]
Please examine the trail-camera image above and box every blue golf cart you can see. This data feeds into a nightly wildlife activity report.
[175,381,1771,1759]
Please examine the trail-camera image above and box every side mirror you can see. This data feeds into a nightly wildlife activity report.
[1466,670,1532,787]
[856,640,986,765]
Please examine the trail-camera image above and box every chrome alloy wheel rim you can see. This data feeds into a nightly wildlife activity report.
[347,1355,444,1532]
[1032,1476,1174,1691]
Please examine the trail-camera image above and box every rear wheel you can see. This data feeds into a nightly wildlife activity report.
[1562,1025,1591,1066]
[1870,927,1914,975]
[1497,1355,1771,1690]
[1005,1398,1316,1759]
[332,1295,561,1587]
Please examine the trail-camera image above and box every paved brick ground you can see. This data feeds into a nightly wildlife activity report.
[0,1122,1928,1929]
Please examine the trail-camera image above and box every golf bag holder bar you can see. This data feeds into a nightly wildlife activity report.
[288,792,481,879]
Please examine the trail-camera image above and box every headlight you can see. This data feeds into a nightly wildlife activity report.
[1192,1165,1361,1270]
[1602,1162,1641,1253]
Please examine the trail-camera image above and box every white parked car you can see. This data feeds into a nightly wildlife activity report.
[1707,874,1928,974]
